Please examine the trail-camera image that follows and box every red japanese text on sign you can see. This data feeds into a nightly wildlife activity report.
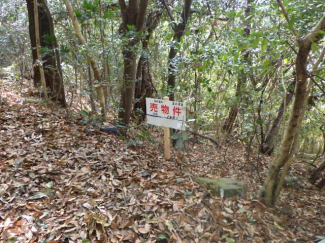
[161,105,169,114]
[150,103,158,112]
[173,106,181,116]
[146,98,186,130]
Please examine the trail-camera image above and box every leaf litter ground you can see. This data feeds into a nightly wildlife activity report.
[0,79,324,243]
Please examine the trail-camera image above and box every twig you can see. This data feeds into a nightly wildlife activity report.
[297,160,317,168]
[309,75,325,95]
[276,0,299,38]
[256,152,264,185]
[206,1,218,40]
[188,130,221,147]
[311,73,325,82]
[285,41,298,55]
[160,0,176,29]
[308,47,325,95]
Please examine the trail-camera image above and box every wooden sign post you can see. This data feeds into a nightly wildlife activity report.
[146,97,186,161]
[163,96,171,160]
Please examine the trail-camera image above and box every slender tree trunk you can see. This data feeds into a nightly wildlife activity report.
[260,80,295,155]
[98,0,110,106]
[26,0,66,106]
[134,48,152,122]
[118,0,149,126]
[193,70,200,141]
[167,0,192,101]
[222,0,253,133]
[119,49,137,125]
[79,69,83,110]
[261,16,325,205]
[88,65,97,114]
[64,0,106,118]
[309,161,325,188]
[133,10,161,122]
[133,43,154,122]
[162,0,192,145]
[32,0,47,100]
[321,125,325,155]
[222,85,240,133]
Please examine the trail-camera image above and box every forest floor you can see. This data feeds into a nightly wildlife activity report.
[0,78,324,243]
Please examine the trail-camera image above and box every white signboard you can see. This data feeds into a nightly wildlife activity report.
[146,98,186,130]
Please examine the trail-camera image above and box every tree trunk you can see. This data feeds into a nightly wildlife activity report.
[133,49,153,122]
[26,0,66,106]
[260,80,295,155]
[166,0,192,101]
[309,161,325,188]
[32,0,47,100]
[222,0,253,133]
[119,49,137,125]
[88,65,97,114]
[64,0,106,118]
[162,0,192,144]
[261,15,325,206]
[133,10,161,122]
[118,0,149,126]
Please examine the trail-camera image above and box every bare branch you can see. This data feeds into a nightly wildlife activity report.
[308,47,325,95]
[276,0,299,38]
[216,17,229,21]
[276,0,290,24]
[182,0,192,26]
[206,1,218,40]
[312,46,325,73]
[302,15,325,47]
[309,76,325,95]
[188,131,221,148]
[285,40,298,55]
[160,0,176,29]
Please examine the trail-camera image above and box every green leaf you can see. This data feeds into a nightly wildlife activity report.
[261,39,268,52]
[236,28,244,35]
[82,239,91,243]
[148,38,154,45]
[274,221,284,230]
[74,10,83,19]
[226,237,235,243]
[32,192,49,199]
[158,234,167,239]
[165,220,174,231]
[262,60,270,68]
[311,42,318,52]
[252,38,259,48]
[45,181,54,188]
[104,9,114,19]
[127,24,136,31]
[8,237,18,243]
[82,0,96,12]
[43,34,55,44]
[118,135,126,140]
[239,208,247,213]
[288,15,295,29]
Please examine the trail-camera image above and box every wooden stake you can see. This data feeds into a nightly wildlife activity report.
[163,96,171,160]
